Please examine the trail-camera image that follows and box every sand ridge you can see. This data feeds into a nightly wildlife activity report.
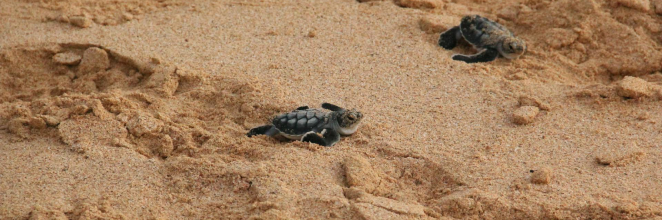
[1,0,662,219]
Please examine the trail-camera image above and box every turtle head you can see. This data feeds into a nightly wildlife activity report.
[337,108,363,135]
[500,37,526,59]
[322,103,363,135]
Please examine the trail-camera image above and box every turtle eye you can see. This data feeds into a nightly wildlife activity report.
[348,115,356,120]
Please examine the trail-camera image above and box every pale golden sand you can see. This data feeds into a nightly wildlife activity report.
[1,0,662,219]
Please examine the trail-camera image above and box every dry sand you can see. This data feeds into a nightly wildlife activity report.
[1,0,662,219]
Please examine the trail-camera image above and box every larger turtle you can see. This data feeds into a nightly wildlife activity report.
[438,15,526,63]
[246,103,363,147]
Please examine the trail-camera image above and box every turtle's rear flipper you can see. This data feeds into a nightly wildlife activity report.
[301,129,340,147]
[247,125,274,137]
[438,26,461,50]
[296,106,309,110]
[452,49,499,63]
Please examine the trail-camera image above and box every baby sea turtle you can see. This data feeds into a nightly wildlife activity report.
[438,15,526,63]
[246,103,363,147]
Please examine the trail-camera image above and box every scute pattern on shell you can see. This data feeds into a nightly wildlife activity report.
[460,15,513,48]
[272,109,328,135]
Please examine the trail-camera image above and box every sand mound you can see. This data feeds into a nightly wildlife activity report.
[0,43,302,218]
[0,43,286,158]
[518,0,662,79]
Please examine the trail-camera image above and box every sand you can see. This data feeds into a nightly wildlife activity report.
[1,0,662,219]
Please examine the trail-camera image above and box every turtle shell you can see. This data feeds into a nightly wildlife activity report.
[459,15,513,48]
[272,109,329,135]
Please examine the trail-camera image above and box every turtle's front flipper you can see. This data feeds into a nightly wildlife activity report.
[452,49,499,63]
[296,106,309,110]
[438,26,461,50]
[301,129,341,147]
[321,103,343,111]
[247,125,275,137]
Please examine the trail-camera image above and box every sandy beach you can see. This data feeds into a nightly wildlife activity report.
[1,0,662,219]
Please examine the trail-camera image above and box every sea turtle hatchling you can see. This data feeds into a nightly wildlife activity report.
[438,15,526,63]
[246,103,363,147]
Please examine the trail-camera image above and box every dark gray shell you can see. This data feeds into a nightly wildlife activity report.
[272,109,329,135]
[460,15,513,49]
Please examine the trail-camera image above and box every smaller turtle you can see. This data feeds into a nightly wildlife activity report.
[246,103,363,147]
[438,15,526,63]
